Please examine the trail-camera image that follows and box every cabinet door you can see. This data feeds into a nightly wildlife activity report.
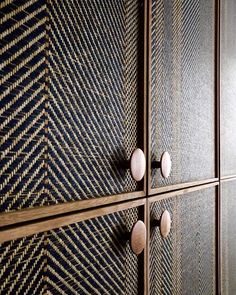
[220,0,236,177]
[221,180,236,294]
[0,204,145,294]
[0,0,146,213]
[47,206,145,294]
[46,0,146,204]
[149,186,216,294]
[149,0,216,192]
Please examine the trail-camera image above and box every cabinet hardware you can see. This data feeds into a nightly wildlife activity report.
[152,210,171,238]
[123,148,146,181]
[129,220,146,255]
[152,151,172,178]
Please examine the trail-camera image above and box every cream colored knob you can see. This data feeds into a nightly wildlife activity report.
[130,220,146,255]
[152,151,172,178]
[159,210,171,238]
[152,210,171,238]
[160,152,171,178]
[130,148,146,181]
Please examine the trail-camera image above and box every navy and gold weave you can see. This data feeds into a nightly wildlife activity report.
[0,207,142,294]
[151,0,215,188]
[0,0,144,212]
[150,187,216,294]
[0,233,46,294]
[0,0,48,212]
[47,0,143,203]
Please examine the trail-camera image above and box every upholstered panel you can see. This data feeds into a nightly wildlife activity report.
[150,187,216,294]
[150,0,215,188]
[220,0,236,177]
[221,180,236,294]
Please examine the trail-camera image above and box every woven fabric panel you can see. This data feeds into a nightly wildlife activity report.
[0,233,46,295]
[0,0,48,212]
[0,207,142,294]
[46,0,143,203]
[221,180,236,294]
[220,0,236,177]
[46,207,140,295]
[151,0,215,188]
[0,0,144,211]
[150,187,216,295]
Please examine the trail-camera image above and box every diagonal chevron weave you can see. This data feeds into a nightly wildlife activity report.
[150,187,216,295]
[0,0,143,212]
[151,0,215,189]
[0,207,141,294]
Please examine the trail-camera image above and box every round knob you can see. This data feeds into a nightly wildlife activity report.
[130,148,146,181]
[152,151,172,178]
[160,152,171,178]
[152,210,171,238]
[130,220,146,255]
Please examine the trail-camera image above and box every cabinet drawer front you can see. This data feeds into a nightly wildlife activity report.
[47,0,145,204]
[0,206,144,294]
[221,180,236,294]
[149,187,216,294]
[220,0,236,177]
[150,0,215,189]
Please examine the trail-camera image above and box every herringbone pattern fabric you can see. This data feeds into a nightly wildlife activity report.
[0,208,140,294]
[221,180,236,294]
[47,0,142,203]
[0,233,45,295]
[151,0,215,188]
[0,0,48,212]
[150,187,216,295]
[0,0,143,211]
[47,208,139,294]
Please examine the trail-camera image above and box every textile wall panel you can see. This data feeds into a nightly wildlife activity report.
[150,187,216,294]
[150,0,215,189]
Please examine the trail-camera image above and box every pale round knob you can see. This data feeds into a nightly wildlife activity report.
[130,220,146,255]
[160,210,171,238]
[130,148,146,181]
[160,151,172,178]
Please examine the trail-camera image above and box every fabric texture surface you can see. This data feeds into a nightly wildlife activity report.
[0,0,143,212]
[151,0,215,188]
[150,187,216,295]
[0,207,142,294]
